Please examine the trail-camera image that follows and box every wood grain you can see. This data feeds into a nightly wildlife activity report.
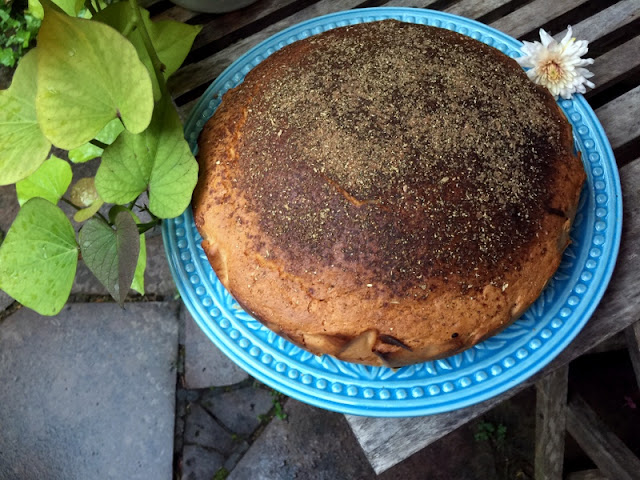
[489,0,588,39]
[567,394,640,480]
[596,86,640,149]
[590,36,640,90]
[624,321,640,388]
[534,366,568,480]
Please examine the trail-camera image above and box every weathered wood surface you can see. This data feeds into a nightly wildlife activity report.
[534,366,568,480]
[625,321,640,387]
[566,394,640,480]
[157,0,640,473]
[566,470,609,480]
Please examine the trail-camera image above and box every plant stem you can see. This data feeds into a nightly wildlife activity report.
[129,0,168,96]
[86,1,98,16]
[137,218,161,234]
[122,19,135,37]
[89,138,109,150]
[61,197,80,210]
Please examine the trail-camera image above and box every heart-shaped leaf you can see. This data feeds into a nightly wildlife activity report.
[68,119,124,164]
[36,5,153,149]
[50,0,84,16]
[0,48,51,185]
[94,3,202,99]
[78,210,140,304]
[0,197,78,315]
[16,155,72,206]
[95,98,198,218]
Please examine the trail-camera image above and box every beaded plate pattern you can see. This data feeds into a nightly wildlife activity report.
[163,8,622,417]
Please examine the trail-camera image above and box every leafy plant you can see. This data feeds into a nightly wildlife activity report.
[0,0,201,314]
[271,390,287,420]
[0,0,41,67]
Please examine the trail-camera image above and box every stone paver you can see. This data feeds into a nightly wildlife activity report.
[183,307,248,388]
[184,404,236,455]
[0,184,19,234]
[0,302,179,480]
[228,399,375,480]
[199,384,273,436]
[182,445,225,480]
[0,290,12,312]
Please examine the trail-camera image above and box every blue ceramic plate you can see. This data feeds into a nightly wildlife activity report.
[163,8,622,417]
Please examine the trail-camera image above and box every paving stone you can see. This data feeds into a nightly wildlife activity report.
[184,403,235,455]
[72,235,176,297]
[200,384,273,435]
[183,307,248,388]
[0,290,13,311]
[0,184,19,234]
[0,302,179,480]
[228,399,375,480]
[181,445,225,480]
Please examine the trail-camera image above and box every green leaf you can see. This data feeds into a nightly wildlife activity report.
[95,99,198,218]
[73,197,104,222]
[35,5,153,149]
[94,3,201,100]
[0,48,51,185]
[0,198,78,315]
[78,210,140,304]
[27,0,45,19]
[15,155,72,206]
[50,0,84,16]
[131,231,146,295]
[68,119,124,163]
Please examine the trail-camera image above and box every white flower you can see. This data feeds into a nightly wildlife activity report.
[516,26,595,99]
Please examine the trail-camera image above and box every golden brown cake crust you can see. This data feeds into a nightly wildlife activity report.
[193,20,586,367]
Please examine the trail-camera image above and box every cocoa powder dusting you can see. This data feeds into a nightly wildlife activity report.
[228,21,571,292]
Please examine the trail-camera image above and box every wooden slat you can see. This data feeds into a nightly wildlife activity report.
[489,0,588,39]
[595,85,640,149]
[445,0,511,20]
[153,5,198,22]
[566,470,609,480]
[534,366,568,480]
[561,0,640,44]
[566,394,640,480]
[190,0,303,51]
[382,0,441,7]
[168,0,365,99]
[590,36,640,90]
[586,330,626,354]
[347,158,640,474]
[624,320,640,388]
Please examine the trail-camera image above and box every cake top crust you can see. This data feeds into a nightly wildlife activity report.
[227,20,572,294]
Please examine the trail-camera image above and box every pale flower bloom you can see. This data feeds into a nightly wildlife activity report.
[516,26,595,99]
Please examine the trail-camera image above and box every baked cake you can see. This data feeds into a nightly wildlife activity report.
[193,20,586,367]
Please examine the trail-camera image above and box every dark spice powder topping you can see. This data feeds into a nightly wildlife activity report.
[231,21,570,291]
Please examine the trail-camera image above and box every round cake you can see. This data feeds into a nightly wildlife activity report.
[193,20,586,367]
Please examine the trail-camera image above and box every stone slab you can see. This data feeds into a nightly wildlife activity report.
[199,384,273,436]
[184,404,236,455]
[0,302,179,480]
[0,290,13,312]
[181,445,225,480]
[183,307,248,388]
[228,399,375,480]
